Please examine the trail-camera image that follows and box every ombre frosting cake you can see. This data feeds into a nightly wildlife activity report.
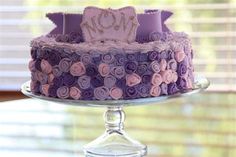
[29,6,194,100]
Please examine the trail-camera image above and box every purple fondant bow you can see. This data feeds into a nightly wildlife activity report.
[46,9,172,42]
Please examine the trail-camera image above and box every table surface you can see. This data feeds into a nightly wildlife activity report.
[0,92,235,157]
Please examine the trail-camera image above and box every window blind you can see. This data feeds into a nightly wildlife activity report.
[0,1,235,91]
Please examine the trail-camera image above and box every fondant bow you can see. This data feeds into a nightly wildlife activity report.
[46,9,172,43]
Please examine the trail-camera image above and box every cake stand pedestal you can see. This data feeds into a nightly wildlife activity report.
[21,76,209,157]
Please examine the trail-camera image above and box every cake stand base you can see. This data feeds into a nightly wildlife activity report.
[84,107,147,157]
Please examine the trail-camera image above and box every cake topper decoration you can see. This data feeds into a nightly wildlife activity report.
[46,7,172,43]
[80,7,139,42]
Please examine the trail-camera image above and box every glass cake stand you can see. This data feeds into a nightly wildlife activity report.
[21,75,209,157]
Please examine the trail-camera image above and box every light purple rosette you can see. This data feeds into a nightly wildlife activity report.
[167,59,177,71]
[35,71,48,84]
[81,53,92,65]
[137,84,150,98]
[28,59,36,72]
[59,58,72,72]
[104,75,116,88]
[160,83,168,95]
[111,66,125,79]
[94,86,110,100]
[70,61,86,76]
[52,65,63,77]
[56,86,70,99]
[69,86,81,100]
[77,75,91,89]
[102,53,115,64]
[30,81,40,93]
[150,60,160,73]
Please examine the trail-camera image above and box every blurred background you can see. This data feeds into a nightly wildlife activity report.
[0,0,235,157]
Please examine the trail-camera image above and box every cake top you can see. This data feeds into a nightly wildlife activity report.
[44,6,173,43]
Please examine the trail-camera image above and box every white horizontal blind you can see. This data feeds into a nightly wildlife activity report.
[0,1,236,91]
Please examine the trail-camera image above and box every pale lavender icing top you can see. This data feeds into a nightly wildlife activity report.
[31,32,191,54]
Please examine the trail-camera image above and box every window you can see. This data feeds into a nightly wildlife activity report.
[0,0,235,91]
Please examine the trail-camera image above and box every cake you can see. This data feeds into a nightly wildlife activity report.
[29,6,194,100]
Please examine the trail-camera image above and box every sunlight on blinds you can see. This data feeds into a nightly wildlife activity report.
[0,1,235,91]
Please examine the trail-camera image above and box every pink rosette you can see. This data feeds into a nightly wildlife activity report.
[172,71,178,82]
[59,58,72,72]
[40,59,52,74]
[69,86,81,100]
[52,65,63,77]
[110,87,123,100]
[151,73,163,86]
[160,59,167,71]
[126,73,141,87]
[104,75,116,88]
[160,70,173,84]
[175,50,186,62]
[150,85,161,97]
[56,86,70,99]
[167,59,177,71]
[111,66,125,79]
[28,59,36,71]
[94,86,110,100]
[150,60,160,73]
[186,77,193,89]
[70,62,86,76]
[77,75,91,89]
[48,73,55,84]
[98,63,110,77]
[41,84,50,96]
[81,53,92,65]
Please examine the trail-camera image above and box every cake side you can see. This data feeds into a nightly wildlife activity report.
[29,32,194,100]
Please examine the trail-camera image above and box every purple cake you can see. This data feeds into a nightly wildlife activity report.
[29,6,194,100]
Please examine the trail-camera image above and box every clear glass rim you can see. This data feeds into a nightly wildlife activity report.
[21,75,210,107]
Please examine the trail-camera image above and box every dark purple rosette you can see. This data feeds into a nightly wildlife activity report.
[141,74,151,84]
[125,86,138,99]
[81,89,94,100]
[30,81,40,94]
[57,86,70,99]
[94,86,110,100]
[35,59,42,71]
[160,51,168,59]
[176,77,187,90]
[111,66,125,79]
[115,53,127,65]
[102,53,115,64]
[126,53,137,61]
[137,52,148,62]
[160,83,168,95]
[104,75,116,88]
[116,78,126,89]
[52,65,63,77]
[167,59,177,71]
[52,75,64,87]
[62,73,77,87]
[167,83,179,95]
[77,75,91,89]
[125,61,138,74]
[30,48,37,60]
[148,51,158,61]
[177,61,187,76]
[137,84,151,98]
[69,53,81,62]
[55,34,69,43]
[167,50,175,60]
[136,62,148,75]
[86,65,98,77]
[92,54,102,64]
[48,51,61,66]
[48,85,59,98]
[91,75,104,88]
[81,53,92,65]
[150,61,160,73]
[58,58,72,72]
